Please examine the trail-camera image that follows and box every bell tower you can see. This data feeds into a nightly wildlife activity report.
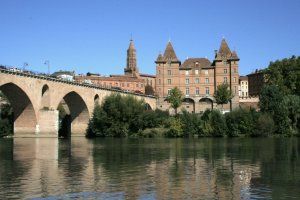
[124,39,139,77]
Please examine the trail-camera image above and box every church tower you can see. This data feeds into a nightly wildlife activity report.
[124,39,139,77]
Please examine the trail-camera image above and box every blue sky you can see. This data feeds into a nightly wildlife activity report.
[0,0,299,76]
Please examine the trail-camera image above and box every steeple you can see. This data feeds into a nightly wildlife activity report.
[124,39,139,77]
[163,41,180,63]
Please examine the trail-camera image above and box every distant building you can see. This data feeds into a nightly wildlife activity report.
[52,71,75,81]
[74,40,155,94]
[155,39,240,113]
[239,76,248,97]
[247,70,265,96]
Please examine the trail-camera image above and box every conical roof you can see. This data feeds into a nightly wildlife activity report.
[218,38,231,56]
[230,50,239,60]
[156,53,164,62]
[163,42,179,62]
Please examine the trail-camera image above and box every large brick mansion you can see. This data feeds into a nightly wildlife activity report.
[155,39,240,113]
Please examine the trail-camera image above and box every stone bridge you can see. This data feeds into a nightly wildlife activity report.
[0,69,156,137]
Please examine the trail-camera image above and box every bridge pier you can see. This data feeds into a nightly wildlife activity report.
[37,109,59,136]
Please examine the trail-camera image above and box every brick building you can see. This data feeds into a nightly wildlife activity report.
[156,39,240,113]
[75,40,156,94]
[247,70,265,96]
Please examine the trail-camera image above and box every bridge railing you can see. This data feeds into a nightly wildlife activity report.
[0,65,156,99]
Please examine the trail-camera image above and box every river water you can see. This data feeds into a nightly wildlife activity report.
[0,137,299,199]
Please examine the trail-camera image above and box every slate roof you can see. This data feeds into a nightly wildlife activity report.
[180,58,212,69]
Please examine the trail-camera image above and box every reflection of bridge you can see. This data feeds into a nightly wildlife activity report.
[0,69,156,137]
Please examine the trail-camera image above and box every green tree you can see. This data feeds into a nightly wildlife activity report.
[259,85,293,135]
[264,56,300,95]
[214,83,233,111]
[145,85,155,96]
[166,87,183,115]
[86,93,153,137]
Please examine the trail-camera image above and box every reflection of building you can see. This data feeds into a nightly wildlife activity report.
[74,40,156,94]
[155,39,240,113]
[247,70,265,96]
[239,76,248,97]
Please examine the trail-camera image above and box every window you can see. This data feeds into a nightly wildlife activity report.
[233,77,236,83]
[168,89,171,95]
[122,83,124,87]
[158,70,161,74]
[224,77,228,83]
[167,79,171,84]
[205,78,209,83]
[185,70,189,75]
[205,87,210,95]
[246,82,248,85]
[224,69,227,74]
[185,78,189,84]
[234,68,237,73]
[246,92,248,96]
[223,61,227,65]
[168,70,171,75]
[242,82,244,85]
[158,79,161,84]
[204,70,208,75]
[242,92,244,96]
[186,88,189,96]
[127,83,130,87]
[234,86,237,94]
[136,84,138,87]
[196,87,200,95]
[195,69,199,75]
[141,84,143,87]
[116,83,118,86]
[195,78,200,84]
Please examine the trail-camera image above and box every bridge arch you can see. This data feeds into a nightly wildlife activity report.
[144,103,152,110]
[41,84,50,109]
[94,94,100,105]
[0,82,38,134]
[56,91,90,137]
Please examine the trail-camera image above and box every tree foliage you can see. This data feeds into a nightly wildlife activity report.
[214,83,233,109]
[264,55,300,95]
[166,87,183,115]
[86,93,169,138]
[145,85,155,96]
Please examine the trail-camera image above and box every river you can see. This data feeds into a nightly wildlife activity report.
[0,137,299,199]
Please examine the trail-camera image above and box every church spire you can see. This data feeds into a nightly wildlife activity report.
[124,39,139,77]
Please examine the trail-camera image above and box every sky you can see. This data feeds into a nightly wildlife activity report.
[0,0,299,76]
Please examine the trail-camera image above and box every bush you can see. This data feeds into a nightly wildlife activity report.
[199,109,227,137]
[225,108,258,137]
[252,113,275,137]
[133,128,168,138]
[0,103,13,137]
[164,117,184,137]
[179,111,202,137]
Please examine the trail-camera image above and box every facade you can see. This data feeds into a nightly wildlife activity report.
[156,39,240,113]
[74,40,156,94]
[247,70,265,96]
[239,76,249,97]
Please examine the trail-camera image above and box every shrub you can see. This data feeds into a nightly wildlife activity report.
[179,111,202,137]
[252,113,275,137]
[165,117,184,137]
[225,108,258,137]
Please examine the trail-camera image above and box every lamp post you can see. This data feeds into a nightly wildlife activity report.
[23,62,28,71]
[44,60,50,75]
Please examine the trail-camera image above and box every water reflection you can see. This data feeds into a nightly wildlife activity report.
[0,138,299,199]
